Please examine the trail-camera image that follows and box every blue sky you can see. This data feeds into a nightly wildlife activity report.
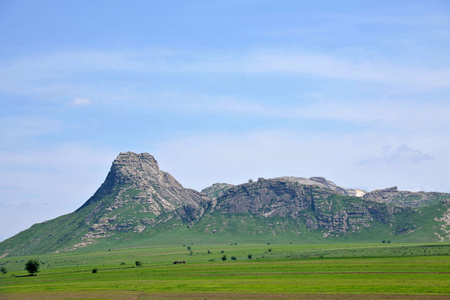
[1,0,450,242]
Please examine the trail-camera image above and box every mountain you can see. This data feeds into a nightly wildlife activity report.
[1,152,449,257]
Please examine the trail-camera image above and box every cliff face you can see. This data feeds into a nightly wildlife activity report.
[208,178,396,235]
[362,186,447,208]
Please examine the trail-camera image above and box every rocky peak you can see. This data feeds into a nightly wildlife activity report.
[79,151,207,217]
[113,152,160,178]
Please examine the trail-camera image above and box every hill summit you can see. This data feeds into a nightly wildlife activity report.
[1,152,449,257]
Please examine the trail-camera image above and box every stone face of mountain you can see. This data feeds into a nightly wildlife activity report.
[81,152,206,214]
[1,151,449,257]
[270,176,367,197]
[79,152,208,239]
[201,182,235,200]
[207,178,395,234]
[362,186,447,208]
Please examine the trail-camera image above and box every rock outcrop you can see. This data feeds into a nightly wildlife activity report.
[78,152,209,239]
[209,178,392,235]
[363,186,446,207]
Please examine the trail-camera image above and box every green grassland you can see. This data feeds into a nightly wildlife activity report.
[1,242,450,299]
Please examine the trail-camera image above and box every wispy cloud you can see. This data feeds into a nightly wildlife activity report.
[360,144,435,165]
[241,52,450,89]
[70,96,92,106]
[1,48,449,100]
[0,116,63,139]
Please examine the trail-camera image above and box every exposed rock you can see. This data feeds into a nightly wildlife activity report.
[202,183,235,199]
[78,152,208,239]
[272,176,366,197]
[363,186,446,207]
[211,178,386,234]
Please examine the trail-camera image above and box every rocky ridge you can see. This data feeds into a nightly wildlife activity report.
[362,186,446,207]
[207,177,394,235]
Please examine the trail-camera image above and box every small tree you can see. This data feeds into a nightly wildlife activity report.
[135,261,142,267]
[231,256,237,261]
[25,259,40,276]
[221,255,227,261]
[248,254,252,260]
[92,268,98,273]
[0,267,7,274]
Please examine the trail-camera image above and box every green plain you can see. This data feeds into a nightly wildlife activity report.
[1,242,449,299]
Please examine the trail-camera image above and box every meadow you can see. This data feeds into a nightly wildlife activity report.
[1,242,449,299]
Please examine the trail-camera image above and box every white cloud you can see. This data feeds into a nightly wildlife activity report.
[361,144,434,164]
[70,96,92,106]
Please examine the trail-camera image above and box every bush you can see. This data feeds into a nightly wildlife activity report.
[248,254,252,259]
[231,256,237,261]
[221,255,227,261]
[0,267,7,274]
[92,268,98,273]
[135,261,142,267]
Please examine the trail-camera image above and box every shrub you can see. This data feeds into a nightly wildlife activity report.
[0,267,6,274]
[135,261,142,267]
[248,254,252,259]
[221,255,227,261]
[92,268,98,273]
[231,256,237,261]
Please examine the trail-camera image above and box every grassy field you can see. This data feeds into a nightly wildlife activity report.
[1,242,449,299]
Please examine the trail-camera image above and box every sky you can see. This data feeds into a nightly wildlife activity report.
[1,0,450,242]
